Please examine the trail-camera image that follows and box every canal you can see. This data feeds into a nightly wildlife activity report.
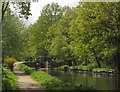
[47,70,120,90]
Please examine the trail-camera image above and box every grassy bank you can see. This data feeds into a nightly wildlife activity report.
[2,68,17,91]
[31,71,76,90]
[55,65,113,72]
[92,68,114,72]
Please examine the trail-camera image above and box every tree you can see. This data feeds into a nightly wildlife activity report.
[26,3,64,59]
[69,2,119,68]
[2,9,24,59]
[47,7,77,65]
[1,1,32,62]
[22,2,119,70]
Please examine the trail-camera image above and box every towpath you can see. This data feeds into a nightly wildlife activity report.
[13,62,45,92]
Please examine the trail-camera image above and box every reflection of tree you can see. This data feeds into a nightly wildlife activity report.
[117,78,120,90]
[94,75,114,90]
[113,77,120,90]
[71,73,76,86]
[84,74,87,87]
[84,74,95,89]
[95,75,100,90]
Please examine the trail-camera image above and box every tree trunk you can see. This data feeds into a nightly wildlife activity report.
[115,51,120,73]
[84,56,88,65]
[93,50,101,68]
[73,60,77,66]
[2,2,9,21]
[1,2,9,63]
[0,2,2,63]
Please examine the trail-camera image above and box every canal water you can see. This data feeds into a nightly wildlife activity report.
[47,70,120,90]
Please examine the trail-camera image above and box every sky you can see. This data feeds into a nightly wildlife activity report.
[24,0,80,26]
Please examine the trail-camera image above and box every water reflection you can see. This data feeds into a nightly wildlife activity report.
[47,70,120,90]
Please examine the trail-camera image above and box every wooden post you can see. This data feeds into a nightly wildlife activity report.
[46,61,48,70]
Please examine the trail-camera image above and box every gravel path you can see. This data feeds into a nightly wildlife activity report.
[14,62,45,92]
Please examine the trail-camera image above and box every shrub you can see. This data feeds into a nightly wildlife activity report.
[4,56,17,71]
[4,56,17,64]
[18,64,33,75]
[2,68,17,90]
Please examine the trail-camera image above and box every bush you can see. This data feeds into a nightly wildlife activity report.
[4,56,17,71]
[4,56,17,64]
[93,68,113,71]
[18,64,33,75]
[2,68,17,90]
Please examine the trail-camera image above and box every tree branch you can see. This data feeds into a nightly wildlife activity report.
[2,2,9,20]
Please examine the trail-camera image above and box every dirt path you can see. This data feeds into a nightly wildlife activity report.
[13,62,45,92]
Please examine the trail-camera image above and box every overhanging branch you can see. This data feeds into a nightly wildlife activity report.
[2,2,9,20]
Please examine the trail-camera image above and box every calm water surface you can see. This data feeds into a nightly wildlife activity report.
[47,70,120,90]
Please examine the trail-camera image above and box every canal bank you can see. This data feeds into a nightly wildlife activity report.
[47,69,120,90]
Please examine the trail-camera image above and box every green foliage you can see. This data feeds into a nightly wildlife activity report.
[18,64,33,75]
[68,2,119,68]
[2,10,24,60]
[25,3,64,58]
[2,68,17,90]
[31,71,76,90]
[47,7,77,64]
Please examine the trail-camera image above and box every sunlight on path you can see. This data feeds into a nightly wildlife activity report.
[14,62,45,91]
